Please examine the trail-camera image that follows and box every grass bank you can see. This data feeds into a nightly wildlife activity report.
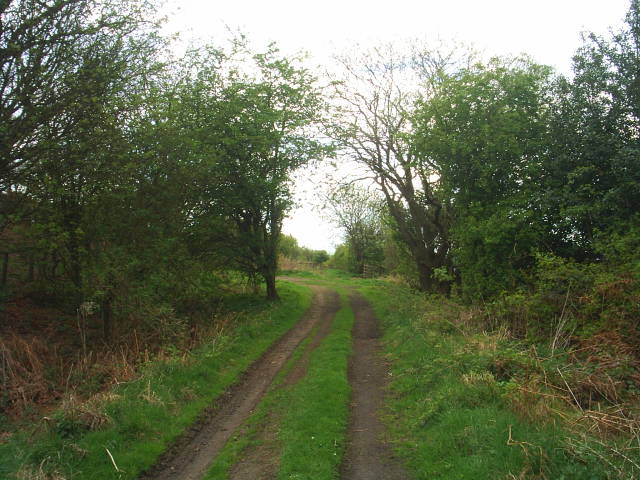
[0,281,312,480]
[359,281,639,479]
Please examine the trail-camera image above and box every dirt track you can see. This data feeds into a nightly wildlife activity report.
[139,285,339,480]
[340,292,408,480]
[140,283,407,480]
[228,287,340,480]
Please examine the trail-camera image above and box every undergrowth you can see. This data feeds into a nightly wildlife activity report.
[0,281,312,480]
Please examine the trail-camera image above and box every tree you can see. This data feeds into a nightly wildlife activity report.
[0,0,166,338]
[279,234,302,259]
[186,44,328,299]
[413,58,553,299]
[326,43,473,291]
[23,17,163,294]
[543,0,640,259]
[0,0,158,201]
[325,183,384,274]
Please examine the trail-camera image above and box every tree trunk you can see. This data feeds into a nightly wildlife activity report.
[102,293,114,343]
[1,253,8,287]
[265,271,279,300]
[263,202,282,301]
[27,254,34,282]
[62,193,83,296]
[68,229,82,289]
[416,260,434,292]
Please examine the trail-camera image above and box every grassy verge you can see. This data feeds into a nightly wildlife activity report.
[281,270,640,478]
[358,282,611,479]
[0,281,312,480]
[204,289,353,480]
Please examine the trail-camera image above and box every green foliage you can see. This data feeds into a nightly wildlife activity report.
[279,234,302,259]
[325,183,386,275]
[326,243,352,272]
[327,45,455,291]
[319,2,640,314]
[278,233,330,266]
[170,43,329,299]
[1,20,328,347]
[481,219,640,339]
[542,4,640,257]
[414,57,552,300]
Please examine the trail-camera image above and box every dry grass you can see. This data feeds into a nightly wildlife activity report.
[52,392,115,432]
[0,300,239,428]
[0,333,142,416]
[572,408,640,437]
[1,333,52,413]
[495,332,640,479]
[140,380,163,405]
[462,370,496,386]
[15,463,67,480]
[566,434,640,479]
[448,296,640,479]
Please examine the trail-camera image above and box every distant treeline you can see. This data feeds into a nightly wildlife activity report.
[279,234,329,266]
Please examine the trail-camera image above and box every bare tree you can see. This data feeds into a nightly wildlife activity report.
[325,42,473,291]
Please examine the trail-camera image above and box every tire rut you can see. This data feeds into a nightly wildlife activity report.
[340,292,408,480]
[228,287,340,480]
[138,285,335,480]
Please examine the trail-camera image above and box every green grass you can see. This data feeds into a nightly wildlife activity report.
[286,269,634,479]
[357,282,588,479]
[282,270,636,478]
[9,266,617,479]
[0,281,312,480]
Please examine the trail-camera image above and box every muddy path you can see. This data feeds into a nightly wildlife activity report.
[228,288,340,480]
[139,285,340,480]
[340,292,408,480]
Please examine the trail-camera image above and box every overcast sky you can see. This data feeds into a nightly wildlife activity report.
[162,0,631,252]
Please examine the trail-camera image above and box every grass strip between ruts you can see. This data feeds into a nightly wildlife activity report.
[202,325,318,479]
[0,281,312,480]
